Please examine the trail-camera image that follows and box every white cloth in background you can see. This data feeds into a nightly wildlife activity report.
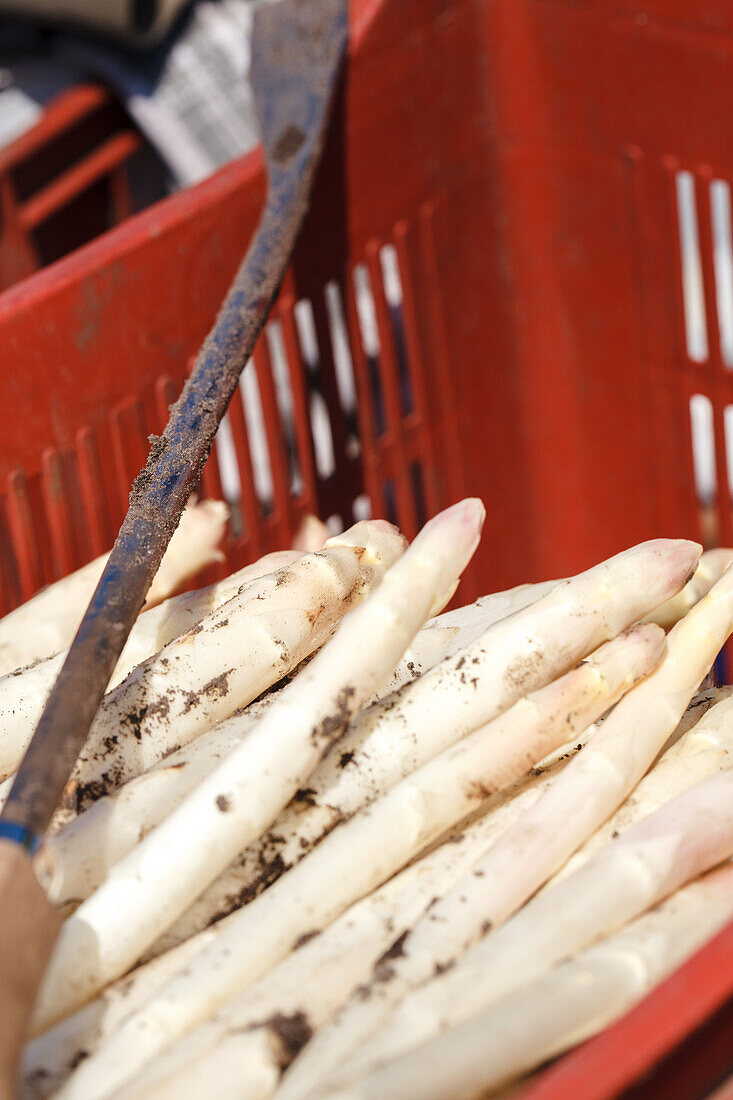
[63,0,273,186]
[129,0,259,184]
[0,0,276,185]
[0,78,41,145]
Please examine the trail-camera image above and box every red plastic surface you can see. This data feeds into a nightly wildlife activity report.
[0,85,152,292]
[3,0,733,1095]
[8,0,733,606]
[522,916,733,1099]
[0,0,478,610]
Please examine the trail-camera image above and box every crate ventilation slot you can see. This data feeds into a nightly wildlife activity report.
[212,239,423,541]
[689,394,716,504]
[676,170,733,370]
[0,222,436,613]
[676,171,708,364]
[711,181,733,369]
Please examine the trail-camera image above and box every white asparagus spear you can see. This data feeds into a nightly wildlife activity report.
[37,566,651,868]
[277,564,733,1095]
[55,520,403,816]
[20,933,219,1100]
[326,864,733,1100]
[0,550,302,787]
[119,756,733,1100]
[44,737,599,1100]
[148,542,697,956]
[0,499,228,678]
[146,587,568,956]
[37,584,559,911]
[25,723,588,1098]
[28,685,718,1095]
[40,589,509,909]
[142,499,228,607]
[339,766,733,1078]
[291,516,330,553]
[32,501,484,1032]
[151,618,662,969]
[105,804,528,1100]
[375,557,708,655]
[109,549,302,688]
[274,695,733,1100]
[554,685,733,878]
[55,620,665,1096]
[645,547,733,630]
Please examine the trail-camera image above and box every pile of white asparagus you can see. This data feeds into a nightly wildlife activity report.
[5,496,733,1099]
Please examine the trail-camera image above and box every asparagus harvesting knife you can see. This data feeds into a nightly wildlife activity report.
[1,0,347,852]
[0,0,347,1087]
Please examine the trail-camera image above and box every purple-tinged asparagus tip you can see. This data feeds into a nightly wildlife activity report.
[591,622,667,689]
[635,539,702,602]
[429,498,485,550]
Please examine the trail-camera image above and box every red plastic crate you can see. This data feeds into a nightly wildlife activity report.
[0,83,167,292]
[2,0,733,1095]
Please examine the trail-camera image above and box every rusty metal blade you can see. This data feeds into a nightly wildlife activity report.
[0,0,347,845]
[254,0,347,185]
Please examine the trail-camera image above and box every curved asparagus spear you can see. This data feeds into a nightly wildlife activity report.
[0,500,228,678]
[147,541,695,956]
[279,557,733,1095]
[32,501,484,1033]
[326,865,733,1100]
[336,766,733,1080]
[52,620,664,1097]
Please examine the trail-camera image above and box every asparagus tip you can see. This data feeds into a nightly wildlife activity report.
[634,539,702,602]
[434,498,485,542]
[589,621,666,689]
